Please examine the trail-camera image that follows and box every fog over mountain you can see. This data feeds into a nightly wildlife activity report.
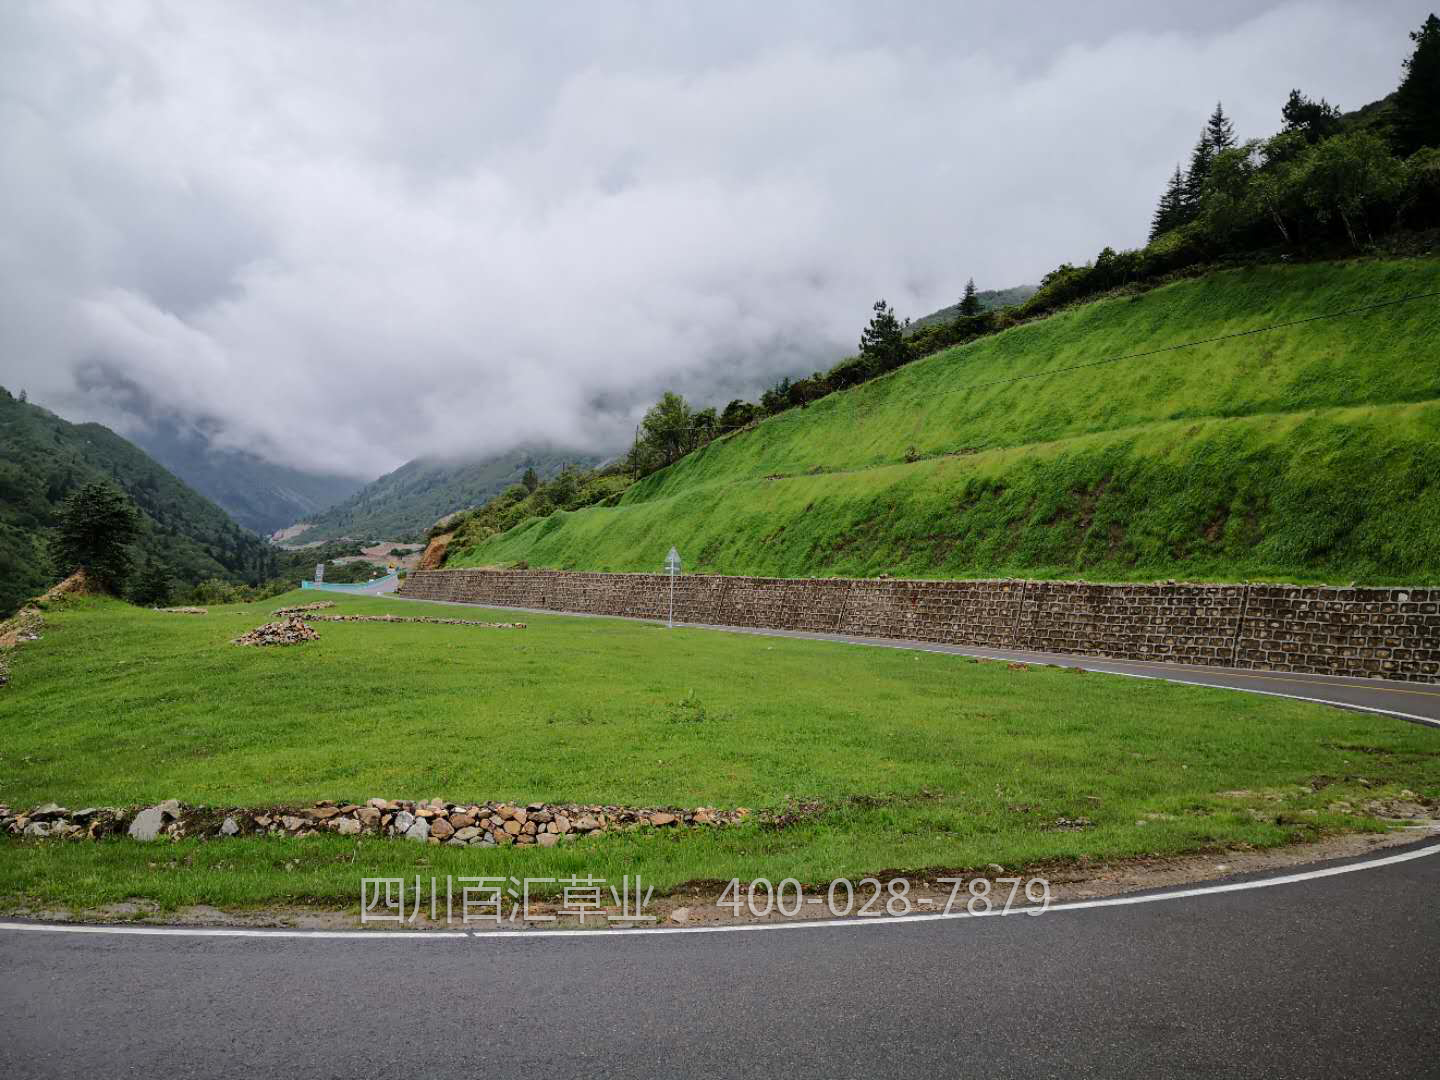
[0,1,1425,479]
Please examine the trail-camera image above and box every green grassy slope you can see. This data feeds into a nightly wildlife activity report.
[453,258,1440,583]
[0,389,275,615]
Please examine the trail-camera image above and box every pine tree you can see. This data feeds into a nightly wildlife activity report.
[130,559,173,607]
[1181,128,1216,219]
[1281,89,1342,144]
[1395,13,1440,155]
[858,299,906,373]
[521,467,539,493]
[49,480,141,593]
[958,278,981,317]
[1205,102,1236,154]
[1149,165,1187,240]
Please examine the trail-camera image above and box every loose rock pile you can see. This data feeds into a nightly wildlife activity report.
[2,798,749,845]
[272,602,337,616]
[231,618,320,647]
[1,803,129,839]
[301,614,526,629]
[158,606,208,615]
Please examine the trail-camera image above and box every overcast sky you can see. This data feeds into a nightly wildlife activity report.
[0,1,1428,477]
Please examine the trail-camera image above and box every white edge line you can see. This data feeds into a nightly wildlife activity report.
[1,839,1436,941]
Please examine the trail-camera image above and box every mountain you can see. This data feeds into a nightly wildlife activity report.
[447,257,1440,585]
[127,419,365,536]
[908,284,1039,332]
[0,388,277,616]
[285,448,601,544]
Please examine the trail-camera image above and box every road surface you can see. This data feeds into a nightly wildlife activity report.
[2,836,1438,1078]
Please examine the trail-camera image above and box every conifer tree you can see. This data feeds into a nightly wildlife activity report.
[1281,89,1342,144]
[1181,129,1215,219]
[1395,14,1440,155]
[50,480,141,593]
[958,278,981,317]
[858,299,906,372]
[1149,165,1187,240]
[1205,102,1236,154]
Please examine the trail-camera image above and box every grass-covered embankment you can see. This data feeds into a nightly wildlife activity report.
[1,591,1436,913]
[451,258,1440,582]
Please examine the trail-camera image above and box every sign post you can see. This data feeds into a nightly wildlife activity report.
[314,563,325,584]
[665,546,681,629]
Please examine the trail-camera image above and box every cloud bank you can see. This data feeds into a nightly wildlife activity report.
[0,0,1424,476]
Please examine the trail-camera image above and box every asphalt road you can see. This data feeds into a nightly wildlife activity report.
[383,590,1440,726]
[3,837,1438,1079]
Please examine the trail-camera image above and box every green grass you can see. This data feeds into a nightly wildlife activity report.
[452,257,1440,583]
[2,591,1437,912]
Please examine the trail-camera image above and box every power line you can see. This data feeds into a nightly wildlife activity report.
[925,289,1440,399]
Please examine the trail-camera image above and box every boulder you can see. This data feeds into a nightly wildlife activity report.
[336,817,361,836]
[403,819,431,843]
[128,807,167,841]
[430,818,454,840]
[220,816,240,836]
[392,810,416,834]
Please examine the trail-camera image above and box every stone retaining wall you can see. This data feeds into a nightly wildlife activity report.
[398,569,1440,683]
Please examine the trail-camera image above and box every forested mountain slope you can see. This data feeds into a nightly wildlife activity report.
[287,448,599,544]
[0,389,274,615]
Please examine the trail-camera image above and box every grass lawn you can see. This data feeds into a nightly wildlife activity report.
[2,589,1437,913]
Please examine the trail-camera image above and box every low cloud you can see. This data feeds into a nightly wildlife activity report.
[0,0,1423,476]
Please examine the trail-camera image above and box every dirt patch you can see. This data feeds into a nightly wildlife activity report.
[419,532,454,571]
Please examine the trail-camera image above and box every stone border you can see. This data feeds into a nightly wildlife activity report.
[2,799,749,847]
[398,570,1440,683]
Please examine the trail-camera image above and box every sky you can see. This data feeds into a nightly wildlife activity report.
[0,0,1429,478]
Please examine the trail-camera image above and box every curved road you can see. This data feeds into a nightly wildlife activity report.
[3,589,1437,1077]
[2,837,1438,1078]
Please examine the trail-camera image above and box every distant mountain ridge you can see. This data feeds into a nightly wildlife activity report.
[0,387,275,616]
[128,420,364,536]
[908,284,1039,332]
[286,448,601,544]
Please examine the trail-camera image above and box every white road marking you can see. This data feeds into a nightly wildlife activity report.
[1,839,1435,942]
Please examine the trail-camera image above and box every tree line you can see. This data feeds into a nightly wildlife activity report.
[612,14,1440,484]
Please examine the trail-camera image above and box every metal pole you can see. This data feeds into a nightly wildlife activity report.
[669,567,674,629]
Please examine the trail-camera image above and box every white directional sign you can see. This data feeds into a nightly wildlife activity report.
[665,547,681,628]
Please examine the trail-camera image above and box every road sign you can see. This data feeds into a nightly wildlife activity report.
[665,547,681,628]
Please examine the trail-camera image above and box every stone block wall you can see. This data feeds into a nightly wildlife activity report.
[396,570,1440,683]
